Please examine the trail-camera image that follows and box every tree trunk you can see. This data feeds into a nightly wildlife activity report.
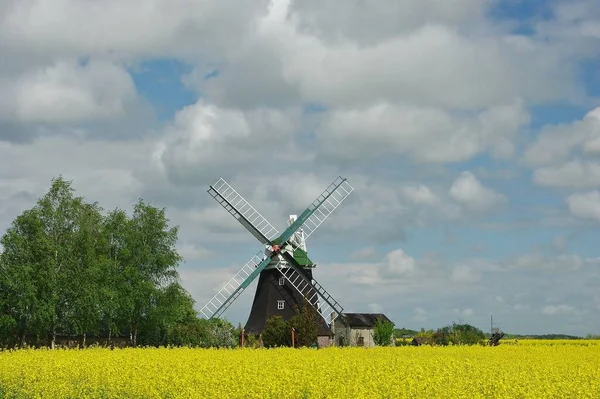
[133,329,138,347]
[83,333,86,348]
[51,328,56,350]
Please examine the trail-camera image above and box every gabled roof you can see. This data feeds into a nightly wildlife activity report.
[341,313,393,328]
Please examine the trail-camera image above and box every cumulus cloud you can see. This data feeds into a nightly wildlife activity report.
[154,100,301,185]
[449,171,507,212]
[0,59,137,125]
[314,101,529,164]
[451,265,481,284]
[525,107,600,188]
[384,249,417,277]
[204,3,577,110]
[350,247,378,260]
[0,0,267,64]
[566,190,600,222]
[402,185,438,205]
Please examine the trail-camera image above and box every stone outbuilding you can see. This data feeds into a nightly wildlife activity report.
[331,313,394,347]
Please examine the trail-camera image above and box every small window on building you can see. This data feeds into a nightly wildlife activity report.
[277,300,285,310]
[278,277,285,286]
[357,336,365,346]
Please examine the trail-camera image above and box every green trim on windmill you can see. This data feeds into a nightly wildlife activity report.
[292,247,314,267]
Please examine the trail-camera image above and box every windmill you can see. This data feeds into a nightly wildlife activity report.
[199,176,354,340]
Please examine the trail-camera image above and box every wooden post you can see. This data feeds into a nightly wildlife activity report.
[241,328,245,348]
[291,327,295,348]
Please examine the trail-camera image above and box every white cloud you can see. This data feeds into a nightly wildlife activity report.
[449,171,507,212]
[154,101,301,185]
[508,251,587,271]
[534,161,600,188]
[288,0,487,45]
[195,1,581,112]
[314,101,529,164]
[0,0,266,64]
[525,107,600,188]
[451,265,481,284]
[0,59,137,124]
[566,190,600,222]
[384,249,417,277]
[524,107,600,167]
[177,244,213,262]
[542,304,575,316]
[402,185,438,205]
[350,246,378,260]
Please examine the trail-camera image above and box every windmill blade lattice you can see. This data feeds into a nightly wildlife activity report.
[208,178,279,245]
[198,251,267,319]
[277,251,343,323]
[295,177,353,240]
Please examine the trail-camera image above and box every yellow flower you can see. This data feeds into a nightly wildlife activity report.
[0,341,598,398]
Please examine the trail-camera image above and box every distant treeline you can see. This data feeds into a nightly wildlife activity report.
[0,177,237,349]
[395,328,595,340]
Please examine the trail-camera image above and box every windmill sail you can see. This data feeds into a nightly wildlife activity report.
[277,251,344,323]
[275,177,353,245]
[199,252,271,319]
[299,177,353,240]
[208,178,279,245]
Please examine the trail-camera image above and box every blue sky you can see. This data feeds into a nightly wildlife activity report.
[1,0,599,336]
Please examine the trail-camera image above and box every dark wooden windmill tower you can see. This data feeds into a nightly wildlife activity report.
[199,177,353,342]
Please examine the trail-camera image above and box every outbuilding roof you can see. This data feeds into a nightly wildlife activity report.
[341,313,393,328]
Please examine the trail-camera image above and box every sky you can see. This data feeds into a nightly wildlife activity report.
[0,0,599,336]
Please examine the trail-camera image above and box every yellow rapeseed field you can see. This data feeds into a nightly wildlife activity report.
[1,342,599,398]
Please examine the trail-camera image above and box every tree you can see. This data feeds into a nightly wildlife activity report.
[288,298,319,347]
[372,317,395,346]
[65,201,105,346]
[262,316,290,348]
[206,318,238,348]
[0,208,49,346]
[0,176,84,348]
[435,322,485,346]
[119,199,182,346]
[0,176,198,349]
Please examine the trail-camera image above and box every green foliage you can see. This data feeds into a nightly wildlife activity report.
[262,316,291,348]
[394,328,418,338]
[372,317,395,346]
[435,322,485,346]
[288,298,319,347]
[244,333,261,348]
[0,176,210,349]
